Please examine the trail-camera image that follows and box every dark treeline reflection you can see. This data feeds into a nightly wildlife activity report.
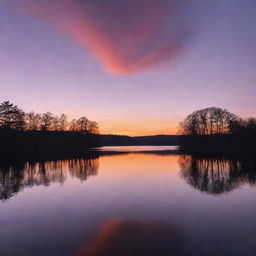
[0,157,99,201]
[179,155,256,195]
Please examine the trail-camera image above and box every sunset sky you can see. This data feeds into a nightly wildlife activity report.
[1,0,255,135]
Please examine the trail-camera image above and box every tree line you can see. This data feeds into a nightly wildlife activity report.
[0,101,99,133]
[179,107,256,136]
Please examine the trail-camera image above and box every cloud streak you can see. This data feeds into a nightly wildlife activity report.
[12,0,193,74]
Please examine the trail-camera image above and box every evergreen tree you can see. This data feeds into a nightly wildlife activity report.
[0,101,25,130]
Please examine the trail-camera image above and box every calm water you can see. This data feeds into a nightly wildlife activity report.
[1,146,256,256]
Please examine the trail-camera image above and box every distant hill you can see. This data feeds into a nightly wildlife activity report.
[98,134,179,146]
[0,129,179,161]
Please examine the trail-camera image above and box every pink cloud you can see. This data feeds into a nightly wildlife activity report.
[12,0,191,74]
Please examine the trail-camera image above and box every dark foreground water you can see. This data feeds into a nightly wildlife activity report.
[1,146,256,256]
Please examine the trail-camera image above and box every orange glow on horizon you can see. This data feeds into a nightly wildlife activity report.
[100,129,177,136]
[98,118,178,136]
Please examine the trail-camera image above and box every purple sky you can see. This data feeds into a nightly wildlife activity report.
[0,0,256,135]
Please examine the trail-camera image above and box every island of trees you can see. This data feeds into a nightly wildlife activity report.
[178,107,256,151]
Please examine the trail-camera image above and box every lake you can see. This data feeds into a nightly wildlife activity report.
[1,146,256,256]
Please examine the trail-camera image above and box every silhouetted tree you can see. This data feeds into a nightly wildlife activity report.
[77,117,89,133]
[69,119,79,132]
[230,117,256,135]
[179,107,238,135]
[0,101,99,133]
[59,114,68,131]
[52,115,61,131]
[25,111,42,131]
[41,112,54,131]
[68,117,99,133]
[88,121,99,134]
[0,101,25,130]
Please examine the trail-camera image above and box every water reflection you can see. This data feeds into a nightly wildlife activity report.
[179,155,256,195]
[0,158,99,201]
[1,149,256,256]
[2,151,256,200]
[77,218,182,256]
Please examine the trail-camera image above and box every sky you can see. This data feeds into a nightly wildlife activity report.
[0,0,256,135]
